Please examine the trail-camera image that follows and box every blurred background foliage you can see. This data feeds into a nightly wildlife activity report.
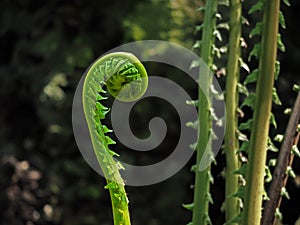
[0,0,299,225]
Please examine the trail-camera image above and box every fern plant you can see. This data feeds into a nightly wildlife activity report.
[241,0,281,224]
[187,0,293,225]
[189,1,218,225]
[82,52,148,225]
[76,1,299,225]
[224,0,242,224]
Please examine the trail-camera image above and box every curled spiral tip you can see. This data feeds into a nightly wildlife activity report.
[74,40,226,186]
[81,51,150,184]
[89,52,148,102]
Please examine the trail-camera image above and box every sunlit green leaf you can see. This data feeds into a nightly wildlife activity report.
[284,108,292,115]
[239,58,250,73]
[275,61,280,80]
[193,41,201,49]
[220,46,227,54]
[238,141,249,153]
[242,16,249,25]
[277,33,285,52]
[270,113,277,128]
[279,11,286,29]
[190,60,200,69]
[241,93,256,109]
[195,25,203,33]
[281,187,290,199]
[249,22,262,38]
[275,208,283,221]
[244,69,258,85]
[274,134,284,143]
[265,165,272,183]
[286,166,296,178]
[237,130,248,141]
[186,99,199,106]
[238,83,249,96]
[197,6,205,11]
[283,0,291,6]
[233,163,247,176]
[249,0,264,14]
[248,43,261,61]
[190,164,197,172]
[208,170,214,184]
[272,88,282,105]
[205,212,212,225]
[213,29,222,41]
[217,22,229,30]
[267,137,278,152]
[212,44,221,58]
[104,182,119,190]
[105,136,116,145]
[186,121,198,130]
[108,149,119,157]
[189,142,197,151]
[263,188,270,200]
[268,158,277,167]
[102,125,113,133]
[239,119,253,130]
[293,84,300,92]
[292,145,300,158]
[182,203,194,211]
[206,192,213,204]
[210,84,224,100]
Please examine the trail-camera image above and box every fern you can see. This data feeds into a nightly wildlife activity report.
[241,0,281,224]
[82,52,148,225]
[190,1,218,224]
[224,0,242,224]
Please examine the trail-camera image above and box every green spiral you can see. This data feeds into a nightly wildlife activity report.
[88,52,148,102]
[82,52,148,225]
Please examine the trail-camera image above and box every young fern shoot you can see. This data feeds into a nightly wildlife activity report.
[82,52,148,225]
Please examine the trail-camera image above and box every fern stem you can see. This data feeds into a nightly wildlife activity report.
[241,1,280,224]
[82,52,148,225]
[192,0,217,224]
[108,182,131,225]
[224,0,241,223]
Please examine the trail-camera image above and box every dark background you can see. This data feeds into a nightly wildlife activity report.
[0,0,299,225]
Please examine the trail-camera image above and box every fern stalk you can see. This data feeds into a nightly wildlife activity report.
[224,0,242,223]
[241,1,280,224]
[82,52,148,225]
[107,181,131,225]
[192,0,217,224]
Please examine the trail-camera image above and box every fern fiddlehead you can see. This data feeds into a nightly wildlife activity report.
[82,52,148,225]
